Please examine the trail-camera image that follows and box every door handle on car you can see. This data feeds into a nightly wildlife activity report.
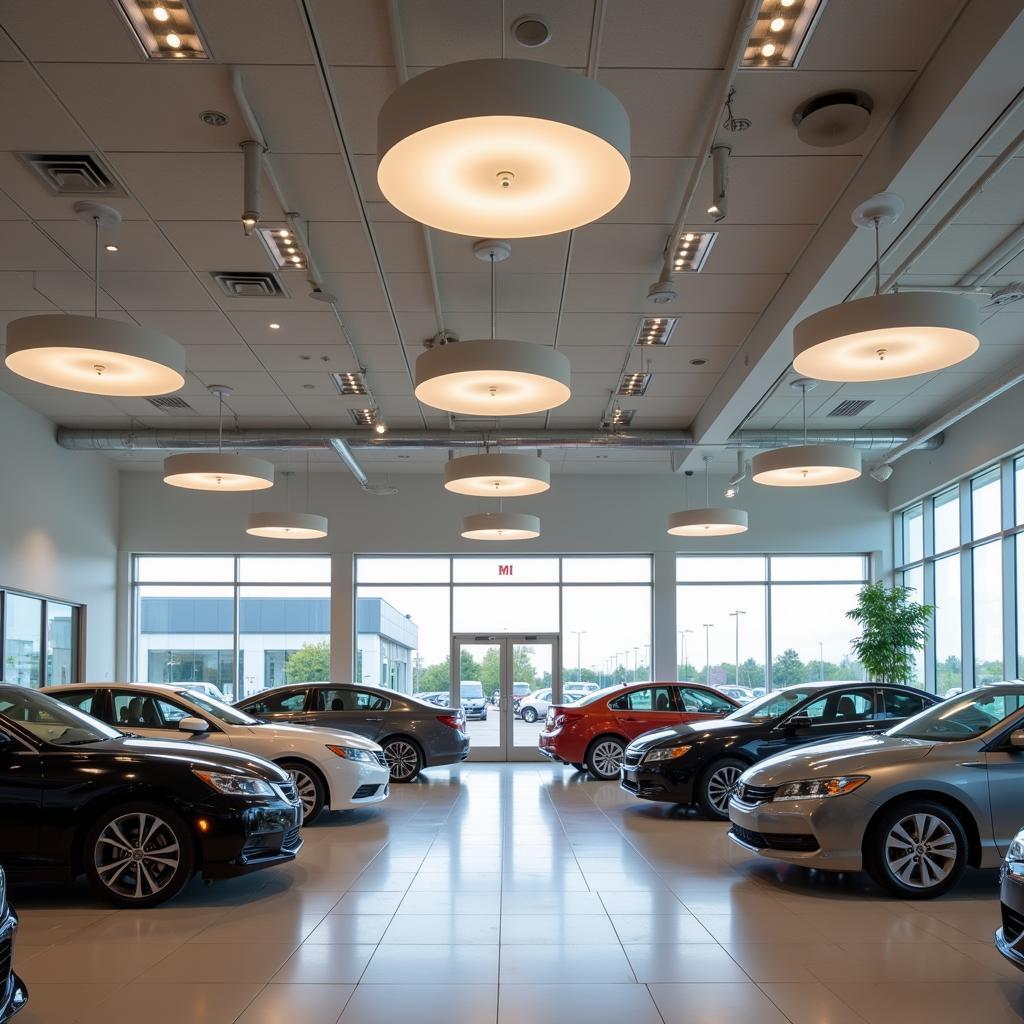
[958,761,986,769]
[364,716,383,722]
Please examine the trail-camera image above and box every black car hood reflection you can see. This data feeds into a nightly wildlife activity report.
[630,716,762,748]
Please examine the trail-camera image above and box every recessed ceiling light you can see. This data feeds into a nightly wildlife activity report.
[671,231,716,273]
[443,453,550,497]
[610,407,634,427]
[377,59,630,237]
[350,408,376,426]
[689,357,707,366]
[618,372,651,397]
[268,322,280,330]
[634,316,677,346]
[744,0,826,68]
[256,226,308,271]
[331,371,369,396]
[116,0,209,59]
[105,244,119,252]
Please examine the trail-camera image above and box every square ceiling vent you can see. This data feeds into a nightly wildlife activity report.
[19,153,125,196]
[210,271,287,298]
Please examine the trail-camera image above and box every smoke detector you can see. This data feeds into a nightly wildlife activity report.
[510,15,551,47]
[793,91,873,148]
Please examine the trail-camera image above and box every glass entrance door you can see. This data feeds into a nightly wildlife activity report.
[453,634,560,761]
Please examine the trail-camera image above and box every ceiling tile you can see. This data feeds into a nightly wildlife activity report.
[430,230,571,275]
[0,222,77,271]
[158,221,278,272]
[251,345,357,373]
[272,154,363,222]
[193,369,283,396]
[308,0,392,65]
[134,310,239,345]
[327,66,398,156]
[184,344,264,372]
[40,219,188,272]
[189,0,314,64]
[1,0,142,61]
[228,310,343,346]
[564,273,785,313]
[437,273,564,312]
[601,0,743,68]
[0,64,92,151]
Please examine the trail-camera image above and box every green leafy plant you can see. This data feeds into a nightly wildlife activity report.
[847,581,932,685]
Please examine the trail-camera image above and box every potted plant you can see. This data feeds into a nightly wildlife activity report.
[847,581,932,685]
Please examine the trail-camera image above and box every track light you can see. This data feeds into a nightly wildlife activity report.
[869,464,893,482]
[240,140,263,237]
[707,145,729,223]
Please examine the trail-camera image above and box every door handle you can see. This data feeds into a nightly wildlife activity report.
[958,761,986,769]
[364,717,383,722]
[623,717,641,723]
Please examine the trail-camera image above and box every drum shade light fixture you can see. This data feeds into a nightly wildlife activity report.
[443,452,550,497]
[164,386,274,492]
[750,379,862,487]
[415,240,571,416]
[246,462,327,538]
[377,58,630,238]
[462,511,541,541]
[793,193,979,382]
[4,203,185,396]
[667,455,749,537]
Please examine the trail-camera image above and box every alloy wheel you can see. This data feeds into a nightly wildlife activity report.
[384,740,420,780]
[590,739,624,779]
[93,812,181,902]
[884,812,958,889]
[706,765,743,816]
[289,768,319,820]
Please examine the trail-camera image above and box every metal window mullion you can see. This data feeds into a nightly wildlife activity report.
[232,556,241,701]
[765,560,774,692]
[923,558,936,694]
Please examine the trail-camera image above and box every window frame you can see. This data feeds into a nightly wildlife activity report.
[0,585,83,687]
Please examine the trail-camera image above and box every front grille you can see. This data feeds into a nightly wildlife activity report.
[277,780,300,806]
[1003,904,1024,944]
[353,783,381,800]
[735,783,777,805]
[622,750,643,768]
[730,825,819,852]
[282,826,302,852]
[620,776,640,794]
[373,751,388,769]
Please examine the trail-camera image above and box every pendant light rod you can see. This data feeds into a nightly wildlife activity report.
[93,215,100,318]
[490,250,496,342]
[873,216,881,297]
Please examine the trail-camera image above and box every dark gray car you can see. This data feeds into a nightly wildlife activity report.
[236,683,470,782]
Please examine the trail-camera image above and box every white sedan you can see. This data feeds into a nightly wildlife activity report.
[518,688,585,723]
[43,683,390,824]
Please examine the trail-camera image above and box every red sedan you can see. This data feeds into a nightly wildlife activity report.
[538,682,739,780]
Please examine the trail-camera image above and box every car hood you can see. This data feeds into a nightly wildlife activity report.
[628,716,760,749]
[743,734,935,785]
[245,722,382,751]
[86,735,290,782]
[461,697,486,705]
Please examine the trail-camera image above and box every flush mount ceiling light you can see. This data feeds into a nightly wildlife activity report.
[667,456,749,537]
[635,317,677,346]
[750,378,862,487]
[461,511,541,541]
[246,463,327,539]
[743,0,826,67]
[377,58,630,238]
[414,240,571,415]
[115,0,210,59]
[4,202,185,396]
[163,385,274,491]
[793,194,980,381]
[444,453,550,497]
[671,231,717,273]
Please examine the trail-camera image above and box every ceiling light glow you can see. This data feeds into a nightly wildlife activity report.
[751,444,862,487]
[246,511,328,539]
[744,0,825,67]
[443,452,550,497]
[115,0,209,59]
[461,511,541,541]
[672,230,716,272]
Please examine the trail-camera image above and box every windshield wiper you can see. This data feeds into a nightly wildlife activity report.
[61,737,106,746]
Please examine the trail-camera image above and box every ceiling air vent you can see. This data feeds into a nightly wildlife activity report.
[19,152,125,196]
[145,395,197,416]
[210,271,287,298]
[828,399,874,417]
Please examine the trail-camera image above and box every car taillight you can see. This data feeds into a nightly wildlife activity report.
[437,714,463,730]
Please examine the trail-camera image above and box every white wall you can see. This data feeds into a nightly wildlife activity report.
[119,466,892,683]
[0,392,118,680]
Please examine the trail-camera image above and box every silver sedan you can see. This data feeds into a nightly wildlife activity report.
[728,684,1024,898]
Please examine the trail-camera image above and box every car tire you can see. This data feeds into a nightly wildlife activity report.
[696,758,746,820]
[84,801,195,908]
[865,800,968,899]
[278,759,326,825]
[382,737,423,783]
[522,707,538,723]
[586,736,625,781]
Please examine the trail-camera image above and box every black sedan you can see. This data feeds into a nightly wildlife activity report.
[0,867,27,1022]
[996,826,1024,970]
[236,682,470,782]
[620,682,940,819]
[0,685,303,907]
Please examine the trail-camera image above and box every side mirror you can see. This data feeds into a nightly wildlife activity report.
[178,717,209,734]
[1009,728,1024,750]
[786,714,813,731]
[0,731,11,748]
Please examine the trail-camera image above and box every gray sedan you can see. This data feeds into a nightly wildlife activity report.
[236,683,470,782]
[727,684,1024,898]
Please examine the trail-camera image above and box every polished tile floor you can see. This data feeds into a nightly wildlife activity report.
[11,763,1024,1023]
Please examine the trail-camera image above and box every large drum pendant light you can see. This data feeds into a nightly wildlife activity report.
[4,203,185,396]
[793,194,979,382]
[377,59,630,238]
[462,511,541,541]
[164,386,274,492]
[667,455,749,537]
[415,241,571,416]
[750,379,862,487]
[246,462,327,538]
[444,452,550,497]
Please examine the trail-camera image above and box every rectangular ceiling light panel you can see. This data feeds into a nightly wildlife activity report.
[672,231,716,273]
[116,0,209,59]
[610,407,635,426]
[350,408,376,426]
[618,372,651,397]
[635,317,678,346]
[743,0,826,67]
[257,226,308,272]
[332,371,369,396]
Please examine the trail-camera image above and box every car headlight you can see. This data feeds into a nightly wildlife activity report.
[1007,831,1024,864]
[327,744,374,762]
[193,769,275,797]
[773,776,869,801]
[643,745,692,763]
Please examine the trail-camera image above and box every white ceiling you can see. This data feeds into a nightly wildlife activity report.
[0,0,1020,475]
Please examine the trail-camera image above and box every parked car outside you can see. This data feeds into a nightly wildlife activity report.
[539,682,739,781]
[717,685,757,704]
[0,685,302,908]
[996,824,1024,970]
[0,867,27,1021]
[621,682,939,818]
[727,684,1024,898]
[459,681,488,721]
[416,691,451,708]
[519,688,584,724]
[43,683,390,825]
[179,682,227,701]
[235,682,469,782]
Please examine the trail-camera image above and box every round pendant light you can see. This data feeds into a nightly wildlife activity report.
[377,58,630,238]
[163,385,274,492]
[667,455,749,537]
[443,452,550,497]
[751,444,862,487]
[461,511,540,541]
[246,511,328,539]
[4,203,185,396]
[793,193,979,382]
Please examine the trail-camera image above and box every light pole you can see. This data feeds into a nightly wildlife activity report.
[819,641,825,681]
[633,646,640,682]
[678,629,693,679]
[643,644,650,679]
[570,630,587,683]
[729,610,746,686]
[702,623,714,683]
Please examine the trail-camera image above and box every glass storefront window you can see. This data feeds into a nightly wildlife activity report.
[934,487,960,554]
[771,555,869,582]
[901,566,925,688]
[901,506,924,565]
[452,586,559,633]
[676,556,766,583]
[44,602,75,685]
[4,594,42,687]
[973,541,1002,684]
[934,554,961,695]
[771,583,864,686]
[452,557,559,584]
[676,583,766,688]
[562,556,652,583]
[562,585,651,685]
[971,467,1001,540]
[356,558,450,583]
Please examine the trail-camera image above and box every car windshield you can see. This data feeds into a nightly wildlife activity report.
[887,688,1024,741]
[0,686,120,745]
[461,682,484,699]
[179,689,260,726]
[728,688,818,723]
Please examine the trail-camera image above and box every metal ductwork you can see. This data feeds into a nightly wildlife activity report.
[327,437,370,488]
[56,427,942,453]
